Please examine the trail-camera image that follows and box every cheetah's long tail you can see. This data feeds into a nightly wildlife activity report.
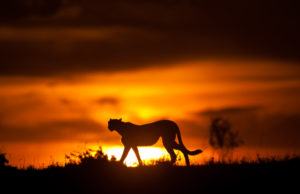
[176,126,203,155]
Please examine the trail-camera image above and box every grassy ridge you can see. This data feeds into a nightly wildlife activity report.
[1,149,299,193]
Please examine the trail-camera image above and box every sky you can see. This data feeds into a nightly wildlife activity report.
[0,0,300,167]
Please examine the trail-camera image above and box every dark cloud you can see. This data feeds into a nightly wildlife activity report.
[198,106,263,117]
[0,0,62,21]
[0,0,299,76]
[256,114,300,148]
[96,96,119,106]
[0,118,110,143]
[194,106,300,149]
[236,113,300,149]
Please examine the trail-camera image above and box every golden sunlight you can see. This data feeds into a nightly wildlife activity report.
[135,107,159,120]
[103,146,170,166]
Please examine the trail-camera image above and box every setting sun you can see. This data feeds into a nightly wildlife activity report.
[103,146,170,166]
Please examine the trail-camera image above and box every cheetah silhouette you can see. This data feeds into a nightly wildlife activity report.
[108,118,202,166]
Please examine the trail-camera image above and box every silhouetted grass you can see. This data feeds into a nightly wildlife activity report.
[0,148,299,194]
[63,147,124,169]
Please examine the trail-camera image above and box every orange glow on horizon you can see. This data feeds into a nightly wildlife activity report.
[103,146,170,166]
[1,59,300,168]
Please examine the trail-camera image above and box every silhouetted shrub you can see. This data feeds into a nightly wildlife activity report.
[0,153,9,167]
[209,117,243,161]
[65,147,123,168]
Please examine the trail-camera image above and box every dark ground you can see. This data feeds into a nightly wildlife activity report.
[0,153,299,194]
